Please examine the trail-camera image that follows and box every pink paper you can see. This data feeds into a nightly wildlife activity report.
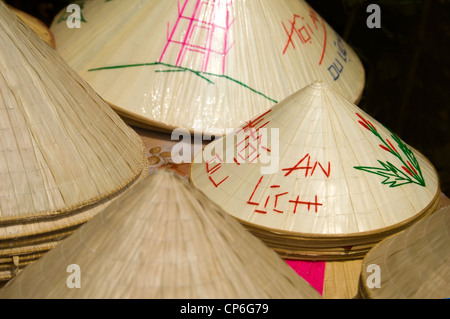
[285,260,326,295]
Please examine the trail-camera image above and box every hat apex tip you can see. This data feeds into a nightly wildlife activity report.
[310,80,327,89]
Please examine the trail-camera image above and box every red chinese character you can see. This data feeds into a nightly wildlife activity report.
[289,195,323,213]
[206,153,229,187]
[282,154,331,178]
[234,110,271,164]
[247,177,290,214]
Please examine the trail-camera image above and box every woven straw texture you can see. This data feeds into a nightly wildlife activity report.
[0,1,148,282]
[0,170,321,299]
[0,0,147,225]
[190,81,440,260]
[49,0,365,135]
[358,206,450,299]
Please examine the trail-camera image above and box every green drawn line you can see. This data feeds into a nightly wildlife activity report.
[353,113,425,188]
[88,62,278,103]
[355,161,422,188]
[155,69,185,73]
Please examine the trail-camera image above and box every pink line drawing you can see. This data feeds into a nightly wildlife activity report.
[159,0,235,75]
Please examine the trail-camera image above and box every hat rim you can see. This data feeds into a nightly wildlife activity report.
[190,147,441,239]
[0,140,148,228]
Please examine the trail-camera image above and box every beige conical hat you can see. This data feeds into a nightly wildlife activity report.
[0,0,148,271]
[0,170,321,299]
[358,205,450,299]
[189,81,440,260]
[49,0,365,135]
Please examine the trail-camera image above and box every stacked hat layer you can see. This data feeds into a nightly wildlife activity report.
[0,1,148,284]
[358,206,450,299]
[190,81,440,260]
[0,171,321,299]
[49,0,365,135]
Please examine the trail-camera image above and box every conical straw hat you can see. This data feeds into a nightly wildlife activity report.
[0,170,321,299]
[189,81,440,260]
[358,205,450,299]
[0,0,148,261]
[49,0,365,135]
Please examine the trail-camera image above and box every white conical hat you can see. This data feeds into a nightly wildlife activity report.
[358,205,450,299]
[0,170,321,299]
[189,81,440,260]
[49,0,365,135]
[0,0,148,267]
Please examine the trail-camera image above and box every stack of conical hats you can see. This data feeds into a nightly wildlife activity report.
[190,81,440,260]
[0,171,321,299]
[358,205,450,299]
[0,1,148,284]
[49,0,365,135]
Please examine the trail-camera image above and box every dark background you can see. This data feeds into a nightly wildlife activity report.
[5,0,450,195]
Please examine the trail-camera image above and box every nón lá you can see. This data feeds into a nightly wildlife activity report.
[49,0,365,135]
[0,1,148,282]
[358,205,450,299]
[190,81,440,260]
[0,171,321,299]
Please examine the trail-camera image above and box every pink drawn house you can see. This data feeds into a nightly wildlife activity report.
[159,0,235,75]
